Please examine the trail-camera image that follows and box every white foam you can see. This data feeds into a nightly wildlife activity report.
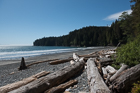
[0,46,103,60]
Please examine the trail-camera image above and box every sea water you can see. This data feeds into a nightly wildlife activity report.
[0,45,102,60]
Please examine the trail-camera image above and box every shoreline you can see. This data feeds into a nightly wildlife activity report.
[0,46,114,66]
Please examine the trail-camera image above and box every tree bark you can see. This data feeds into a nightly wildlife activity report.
[111,64,140,93]
[87,58,111,93]
[45,80,77,93]
[9,60,85,93]
[0,71,50,93]
[110,64,128,82]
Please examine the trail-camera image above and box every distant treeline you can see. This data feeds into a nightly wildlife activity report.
[33,20,126,47]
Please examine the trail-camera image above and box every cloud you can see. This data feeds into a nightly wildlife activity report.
[104,9,132,21]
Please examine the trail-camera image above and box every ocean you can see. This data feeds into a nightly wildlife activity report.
[0,45,103,60]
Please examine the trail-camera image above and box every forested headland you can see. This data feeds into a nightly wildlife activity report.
[33,20,125,47]
[34,0,139,48]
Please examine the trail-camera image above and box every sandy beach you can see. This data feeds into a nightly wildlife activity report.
[0,46,114,92]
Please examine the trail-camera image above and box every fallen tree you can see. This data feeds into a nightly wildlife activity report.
[9,60,85,93]
[87,58,111,93]
[111,64,140,93]
[110,64,128,82]
[99,58,114,66]
[45,80,77,93]
[49,58,73,65]
[27,59,59,67]
[105,65,117,75]
[0,71,50,93]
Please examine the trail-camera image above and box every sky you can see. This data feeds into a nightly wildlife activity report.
[0,0,132,45]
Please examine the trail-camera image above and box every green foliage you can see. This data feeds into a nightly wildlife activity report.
[111,63,121,70]
[118,12,133,41]
[131,81,140,93]
[116,35,140,67]
[130,0,140,36]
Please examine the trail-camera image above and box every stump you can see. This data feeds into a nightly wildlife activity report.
[18,57,27,70]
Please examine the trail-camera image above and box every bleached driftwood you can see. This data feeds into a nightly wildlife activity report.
[87,58,111,93]
[70,60,75,65]
[45,80,77,93]
[111,64,140,93]
[49,58,73,65]
[73,53,80,62]
[0,71,50,93]
[105,65,116,75]
[110,64,128,82]
[102,67,108,79]
[9,60,85,93]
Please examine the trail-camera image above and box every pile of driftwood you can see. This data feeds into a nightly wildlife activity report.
[1,49,140,93]
[87,49,140,93]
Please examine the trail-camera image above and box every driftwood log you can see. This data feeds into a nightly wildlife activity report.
[9,60,85,93]
[45,80,78,93]
[110,64,128,82]
[105,65,116,75]
[102,67,108,79]
[49,54,98,65]
[49,58,73,65]
[87,58,111,93]
[73,53,80,62]
[0,71,50,93]
[27,59,58,67]
[99,58,114,66]
[79,54,98,58]
[111,64,140,93]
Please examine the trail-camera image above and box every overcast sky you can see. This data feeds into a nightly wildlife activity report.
[0,0,132,45]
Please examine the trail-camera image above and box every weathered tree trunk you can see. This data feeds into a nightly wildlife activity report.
[32,71,50,79]
[27,59,58,67]
[9,60,85,93]
[102,67,108,79]
[110,64,128,82]
[111,64,140,93]
[73,53,80,62]
[105,65,116,75]
[0,71,50,93]
[99,58,114,66]
[79,54,98,58]
[105,74,112,85]
[45,80,77,93]
[87,58,111,93]
[88,51,96,55]
[49,58,73,65]
[18,57,27,70]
